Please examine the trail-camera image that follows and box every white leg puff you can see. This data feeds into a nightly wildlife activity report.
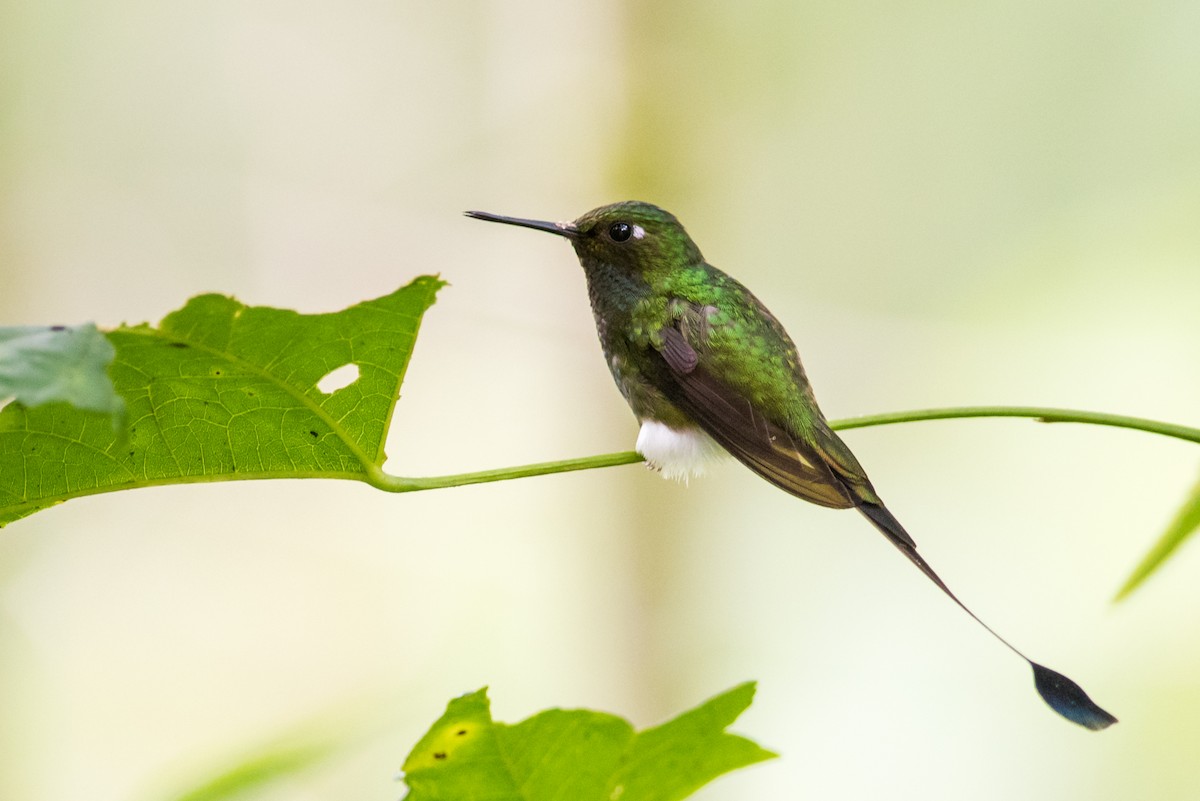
[635,420,727,481]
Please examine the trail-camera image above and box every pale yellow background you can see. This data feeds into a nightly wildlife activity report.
[2,2,1199,800]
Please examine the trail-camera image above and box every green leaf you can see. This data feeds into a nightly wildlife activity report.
[0,277,444,527]
[0,323,123,424]
[157,743,334,801]
[400,683,775,801]
[1115,471,1200,601]
[609,682,776,801]
[140,703,371,801]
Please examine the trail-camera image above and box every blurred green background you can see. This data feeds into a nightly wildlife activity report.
[2,2,1199,799]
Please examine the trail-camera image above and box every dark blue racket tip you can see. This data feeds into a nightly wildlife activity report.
[1031,663,1118,731]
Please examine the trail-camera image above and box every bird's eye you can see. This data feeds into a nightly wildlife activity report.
[608,222,633,242]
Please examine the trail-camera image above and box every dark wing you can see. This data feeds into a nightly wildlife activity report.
[652,326,1118,730]
[651,325,855,509]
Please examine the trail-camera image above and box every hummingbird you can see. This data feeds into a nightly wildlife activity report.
[465,201,1116,731]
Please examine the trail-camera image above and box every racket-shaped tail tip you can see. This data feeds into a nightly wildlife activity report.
[1031,663,1118,731]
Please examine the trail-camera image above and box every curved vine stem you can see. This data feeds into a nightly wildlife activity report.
[369,451,644,493]
[832,406,1200,444]
[370,405,1200,493]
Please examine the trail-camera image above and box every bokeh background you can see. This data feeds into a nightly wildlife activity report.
[3,2,1200,799]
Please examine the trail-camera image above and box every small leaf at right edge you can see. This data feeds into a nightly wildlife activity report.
[1115,470,1200,601]
[400,683,775,801]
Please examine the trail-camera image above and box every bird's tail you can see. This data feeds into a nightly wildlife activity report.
[857,500,1117,731]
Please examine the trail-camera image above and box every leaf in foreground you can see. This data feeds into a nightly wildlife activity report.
[0,277,444,527]
[155,742,333,801]
[0,324,123,425]
[1115,470,1200,601]
[401,683,774,801]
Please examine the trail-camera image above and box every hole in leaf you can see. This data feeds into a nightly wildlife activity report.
[317,363,360,394]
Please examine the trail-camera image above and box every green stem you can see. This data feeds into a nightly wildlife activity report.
[368,451,645,493]
[369,405,1200,493]
[830,405,1200,444]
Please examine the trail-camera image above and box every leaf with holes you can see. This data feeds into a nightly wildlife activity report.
[400,683,775,801]
[0,277,444,527]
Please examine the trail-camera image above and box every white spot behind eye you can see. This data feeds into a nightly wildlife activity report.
[632,225,645,239]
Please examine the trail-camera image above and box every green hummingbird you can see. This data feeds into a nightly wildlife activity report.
[465,200,1116,731]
